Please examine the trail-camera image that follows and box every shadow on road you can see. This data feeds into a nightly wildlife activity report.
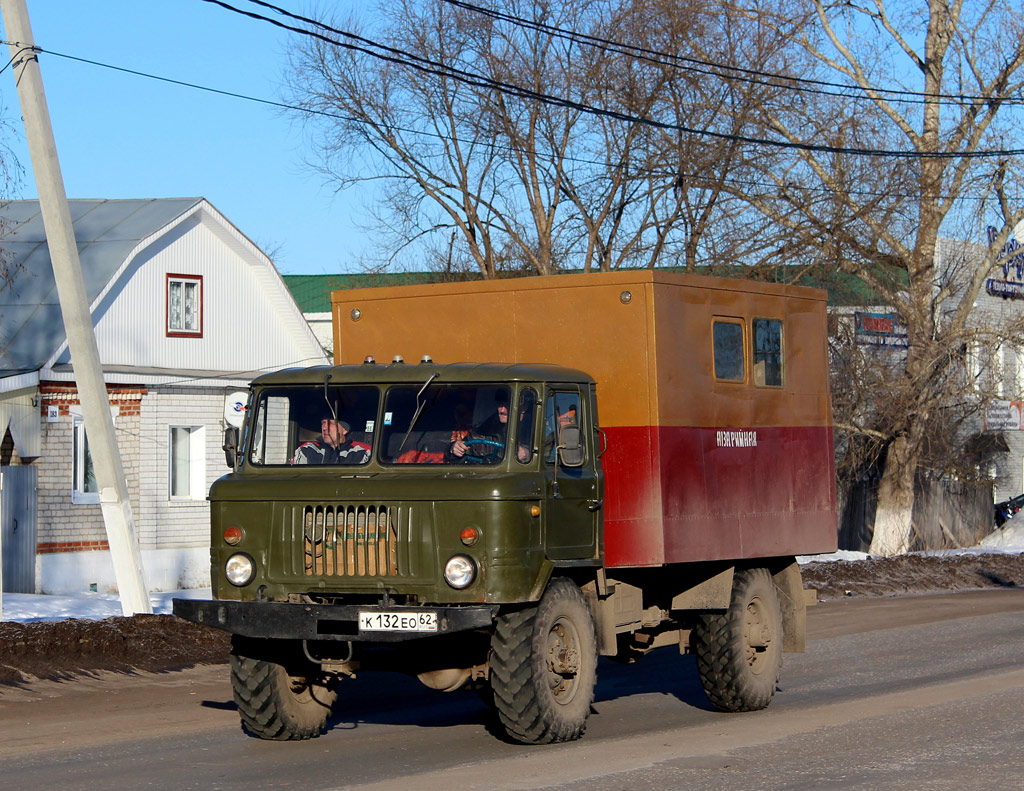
[309,648,714,738]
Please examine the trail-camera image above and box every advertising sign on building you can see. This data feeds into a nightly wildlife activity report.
[984,399,1024,431]
[984,226,1024,300]
[853,312,908,348]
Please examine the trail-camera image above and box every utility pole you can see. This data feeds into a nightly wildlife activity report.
[1,0,151,614]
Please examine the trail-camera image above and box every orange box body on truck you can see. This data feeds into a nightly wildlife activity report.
[331,270,838,568]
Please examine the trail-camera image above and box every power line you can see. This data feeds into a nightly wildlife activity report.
[31,44,1017,204]
[439,0,1024,107]
[207,0,1024,160]
[33,46,301,114]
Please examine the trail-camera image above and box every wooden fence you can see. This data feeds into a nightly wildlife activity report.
[838,476,994,552]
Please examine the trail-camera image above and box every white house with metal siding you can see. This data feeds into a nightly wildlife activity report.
[0,199,328,596]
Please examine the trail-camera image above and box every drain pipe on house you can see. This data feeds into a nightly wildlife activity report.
[1,0,151,615]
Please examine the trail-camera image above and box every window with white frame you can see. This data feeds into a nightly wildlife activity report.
[169,425,206,500]
[167,274,203,337]
[995,341,1006,398]
[72,413,99,504]
[1015,344,1024,399]
[966,340,980,391]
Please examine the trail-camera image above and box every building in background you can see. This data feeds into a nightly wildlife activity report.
[0,199,327,595]
[950,229,1024,503]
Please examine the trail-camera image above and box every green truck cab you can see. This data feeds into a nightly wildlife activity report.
[176,362,609,743]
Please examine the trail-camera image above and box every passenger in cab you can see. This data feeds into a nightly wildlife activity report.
[293,417,370,465]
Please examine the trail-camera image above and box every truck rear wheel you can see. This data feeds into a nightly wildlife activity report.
[694,567,782,712]
[489,577,597,744]
[230,640,338,740]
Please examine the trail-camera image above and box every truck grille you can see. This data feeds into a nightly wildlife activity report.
[290,504,409,578]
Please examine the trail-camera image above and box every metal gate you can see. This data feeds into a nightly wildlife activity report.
[2,466,37,593]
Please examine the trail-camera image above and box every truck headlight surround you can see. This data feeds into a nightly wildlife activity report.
[443,554,477,589]
[225,553,256,587]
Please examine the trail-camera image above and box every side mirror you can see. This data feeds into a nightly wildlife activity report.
[223,426,240,469]
[557,424,585,467]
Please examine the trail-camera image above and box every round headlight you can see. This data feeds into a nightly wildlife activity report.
[443,554,477,589]
[225,553,255,587]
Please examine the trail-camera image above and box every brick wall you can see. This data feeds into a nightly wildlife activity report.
[5,380,234,593]
[137,385,229,548]
[36,383,145,553]
[32,383,230,554]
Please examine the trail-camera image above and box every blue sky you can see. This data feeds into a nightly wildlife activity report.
[0,0,366,275]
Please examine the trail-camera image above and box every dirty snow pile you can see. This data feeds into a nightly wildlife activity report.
[977,519,1024,550]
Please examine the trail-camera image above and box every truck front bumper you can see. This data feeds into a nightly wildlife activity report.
[172,598,498,642]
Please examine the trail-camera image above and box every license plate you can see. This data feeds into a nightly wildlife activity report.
[358,610,438,633]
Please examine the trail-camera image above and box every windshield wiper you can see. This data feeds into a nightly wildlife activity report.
[397,372,439,453]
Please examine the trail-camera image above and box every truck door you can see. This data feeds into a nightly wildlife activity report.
[542,385,601,561]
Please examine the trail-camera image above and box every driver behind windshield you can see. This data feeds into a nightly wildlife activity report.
[446,391,509,462]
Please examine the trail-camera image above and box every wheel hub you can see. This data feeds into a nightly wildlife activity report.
[744,596,773,672]
[545,619,581,700]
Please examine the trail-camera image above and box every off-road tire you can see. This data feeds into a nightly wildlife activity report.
[230,643,338,740]
[694,567,782,712]
[489,577,598,744]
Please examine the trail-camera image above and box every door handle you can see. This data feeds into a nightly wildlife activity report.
[587,499,603,512]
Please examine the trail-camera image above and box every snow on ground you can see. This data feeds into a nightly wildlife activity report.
[797,549,871,563]
[796,521,1024,564]
[3,522,1024,623]
[1,588,212,623]
[978,520,1024,550]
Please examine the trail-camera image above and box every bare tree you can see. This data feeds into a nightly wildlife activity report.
[284,0,781,277]
[0,102,24,290]
[728,0,1024,554]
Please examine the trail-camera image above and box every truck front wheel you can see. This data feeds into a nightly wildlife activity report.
[489,577,598,744]
[694,567,782,712]
[230,638,338,740]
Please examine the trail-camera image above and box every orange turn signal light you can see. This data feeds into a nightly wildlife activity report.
[460,527,479,546]
[223,526,244,546]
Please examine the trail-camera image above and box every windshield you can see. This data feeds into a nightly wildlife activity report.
[380,384,511,465]
[247,386,379,466]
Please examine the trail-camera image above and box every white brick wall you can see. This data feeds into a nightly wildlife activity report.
[34,385,236,552]
[36,401,141,548]
[138,386,232,548]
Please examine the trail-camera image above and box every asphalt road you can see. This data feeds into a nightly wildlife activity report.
[1,589,1023,791]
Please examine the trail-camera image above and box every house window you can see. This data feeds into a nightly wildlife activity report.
[966,340,980,391]
[72,414,99,504]
[167,274,203,337]
[995,342,1006,398]
[169,425,206,500]
[1015,345,1024,398]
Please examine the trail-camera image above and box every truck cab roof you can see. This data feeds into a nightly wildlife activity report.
[250,361,595,387]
